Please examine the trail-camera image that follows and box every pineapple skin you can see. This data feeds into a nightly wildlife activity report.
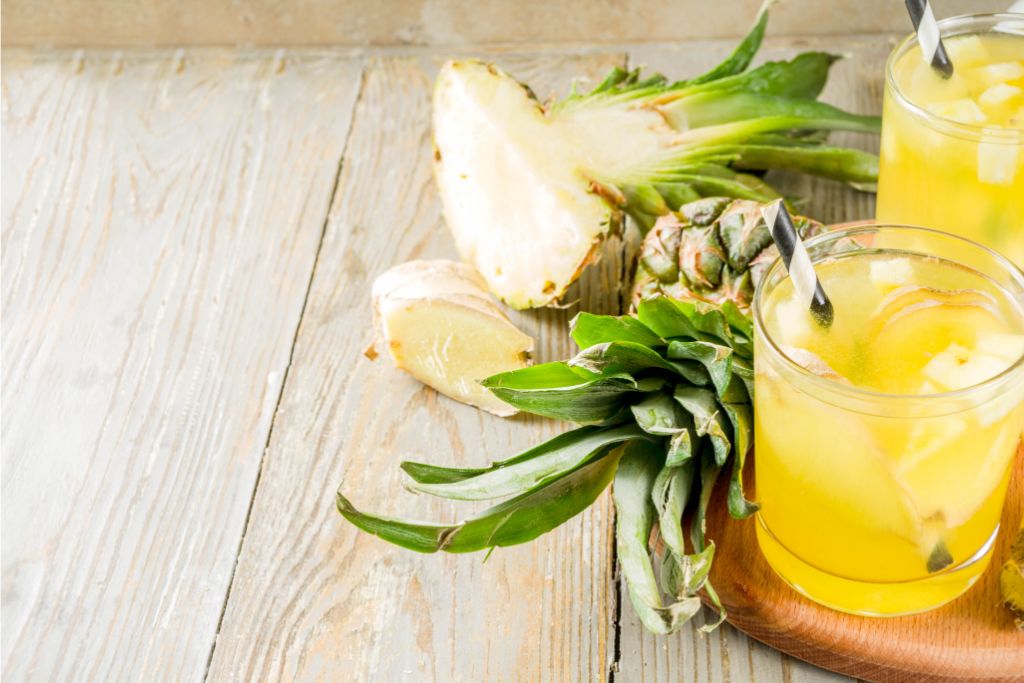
[630,198,823,313]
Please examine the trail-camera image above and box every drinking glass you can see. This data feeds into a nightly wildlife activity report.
[753,225,1024,615]
[875,13,1024,266]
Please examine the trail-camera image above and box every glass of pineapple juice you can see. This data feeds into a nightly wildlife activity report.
[875,13,1024,266]
[753,225,1024,616]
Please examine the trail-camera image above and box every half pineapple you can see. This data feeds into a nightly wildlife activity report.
[433,2,878,309]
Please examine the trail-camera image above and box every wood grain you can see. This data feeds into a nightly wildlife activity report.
[703,447,1024,683]
[206,51,631,683]
[0,49,362,682]
[615,36,889,683]
[1,0,1003,48]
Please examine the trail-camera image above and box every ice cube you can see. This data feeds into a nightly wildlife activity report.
[780,346,849,383]
[925,98,987,125]
[978,83,1022,110]
[773,298,815,348]
[975,333,1024,363]
[869,258,914,294]
[978,130,1019,185]
[944,35,991,69]
[896,417,968,475]
[969,61,1024,89]
[922,342,1012,391]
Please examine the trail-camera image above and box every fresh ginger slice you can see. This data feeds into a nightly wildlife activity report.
[372,260,533,416]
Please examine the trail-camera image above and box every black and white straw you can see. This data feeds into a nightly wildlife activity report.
[761,200,834,328]
[905,0,954,79]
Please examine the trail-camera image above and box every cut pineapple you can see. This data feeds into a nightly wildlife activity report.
[372,260,533,416]
[924,98,987,125]
[869,258,914,294]
[430,4,881,308]
[969,61,1024,89]
[978,83,1022,110]
[978,131,1019,185]
[922,342,1012,391]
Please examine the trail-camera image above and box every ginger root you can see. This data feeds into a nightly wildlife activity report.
[372,260,533,416]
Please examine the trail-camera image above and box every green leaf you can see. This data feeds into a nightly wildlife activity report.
[666,426,697,467]
[613,441,703,634]
[720,402,758,519]
[337,448,623,554]
[652,459,696,558]
[636,297,707,341]
[406,423,651,501]
[666,341,747,403]
[681,52,839,102]
[631,392,682,436]
[569,341,679,378]
[483,362,638,424]
[673,386,732,466]
[684,0,775,86]
[402,425,605,484]
[729,143,880,190]
[690,442,723,554]
[662,542,716,599]
[570,313,664,349]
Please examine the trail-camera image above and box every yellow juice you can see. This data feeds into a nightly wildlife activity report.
[876,23,1024,265]
[754,231,1024,615]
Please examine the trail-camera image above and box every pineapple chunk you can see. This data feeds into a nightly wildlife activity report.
[772,298,816,349]
[976,333,1024,363]
[922,342,1012,391]
[944,35,992,69]
[869,258,914,294]
[978,131,1019,185]
[925,98,987,125]
[969,61,1024,89]
[372,260,533,416]
[978,83,1023,110]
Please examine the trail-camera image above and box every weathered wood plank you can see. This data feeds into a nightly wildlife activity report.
[207,51,629,682]
[0,0,1000,48]
[614,36,888,683]
[0,49,362,682]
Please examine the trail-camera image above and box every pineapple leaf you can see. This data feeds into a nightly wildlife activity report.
[720,402,758,519]
[614,440,704,634]
[570,341,683,378]
[570,312,664,349]
[337,448,624,554]
[683,0,776,86]
[482,362,640,424]
[405,423,654,501]
[674,386,732,467]
[678,52,840,102]
[652,458,697,557]
[662,542,715,599]
[729,143,880,188]
[667,340,747,403]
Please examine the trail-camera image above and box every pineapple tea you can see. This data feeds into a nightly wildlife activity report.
[876,15,1024,265]
[754,227,1024,616]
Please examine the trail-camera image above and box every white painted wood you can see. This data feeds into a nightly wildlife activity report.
[206,51,630,683]
[0,49,362,682]
[3,35,896,683]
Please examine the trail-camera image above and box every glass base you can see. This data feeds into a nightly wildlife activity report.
[755,514,996,616]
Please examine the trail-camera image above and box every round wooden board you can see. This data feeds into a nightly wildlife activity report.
[703,443,1024,682]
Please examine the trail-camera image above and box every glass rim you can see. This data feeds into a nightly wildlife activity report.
[885,12,1024,144]
[752,223,1024,407]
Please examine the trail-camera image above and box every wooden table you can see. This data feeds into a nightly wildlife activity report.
[2,34,888,682]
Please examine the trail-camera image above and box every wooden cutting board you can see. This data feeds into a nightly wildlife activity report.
[703,443,1024,682]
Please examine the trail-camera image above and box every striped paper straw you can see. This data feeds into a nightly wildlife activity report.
[761,200,834,328]
[905,0,954,79]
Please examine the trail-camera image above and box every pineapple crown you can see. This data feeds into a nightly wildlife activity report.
[631,197,823,312]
